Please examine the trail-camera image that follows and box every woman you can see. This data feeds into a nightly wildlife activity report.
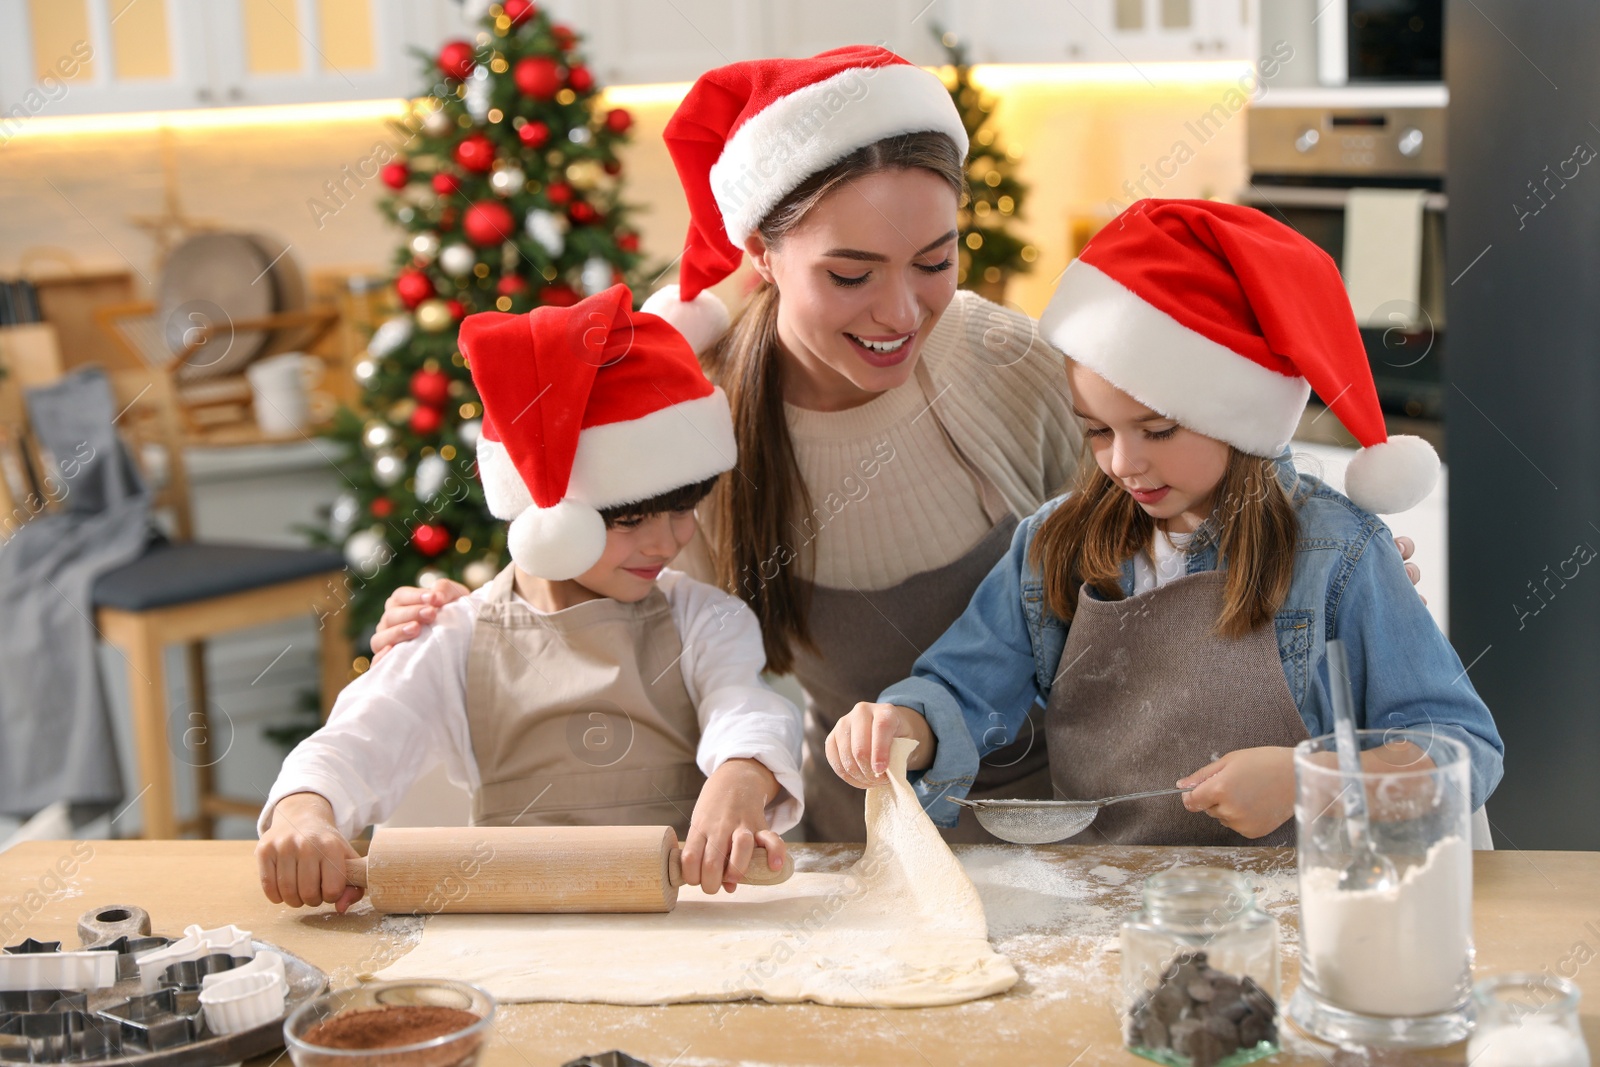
[371,46,1422,842]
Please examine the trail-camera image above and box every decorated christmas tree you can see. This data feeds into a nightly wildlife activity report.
[316,1,645,664]
[935,27,1037,302]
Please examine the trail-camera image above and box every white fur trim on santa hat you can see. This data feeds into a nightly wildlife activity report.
[476,387,736,520]
[1040,260,1311,456]
[642,284,730,354]
[508,499,606,580]
[1344,434,1439,514]
[710,63,969,246]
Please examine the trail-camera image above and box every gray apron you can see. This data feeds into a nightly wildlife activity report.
[464,565,707,833]
[1045,570,1309,846]
[795,362,1052,843]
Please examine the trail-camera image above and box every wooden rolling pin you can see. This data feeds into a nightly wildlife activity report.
[345,825,794,914]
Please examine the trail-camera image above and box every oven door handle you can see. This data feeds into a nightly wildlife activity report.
[1240,186,1448,212]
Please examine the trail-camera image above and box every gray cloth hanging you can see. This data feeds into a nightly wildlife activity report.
[0,366,153,816]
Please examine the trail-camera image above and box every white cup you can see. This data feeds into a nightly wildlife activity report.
[246,352,324,435]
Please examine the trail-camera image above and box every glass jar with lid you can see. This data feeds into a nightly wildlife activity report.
[1120,867,1281,1067]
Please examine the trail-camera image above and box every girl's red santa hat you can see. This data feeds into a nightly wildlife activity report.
[460,283,735,579]
[1040,198,1439,514]
[640,45,969,352]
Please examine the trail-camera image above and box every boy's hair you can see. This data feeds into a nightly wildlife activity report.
[1031,445,1300,638]
[598,475,719,527]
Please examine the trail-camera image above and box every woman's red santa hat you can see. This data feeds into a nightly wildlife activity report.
[640,45,969,352]
[460,283,736,579]
[1040,198,1438,514]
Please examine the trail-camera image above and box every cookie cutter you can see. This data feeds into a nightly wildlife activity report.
[98,988,201,1051]
[161,953,245,992]
[0,948,116,993]
[198,972,285,1036]
[134,924,254,991]
[0,1008,122,1062]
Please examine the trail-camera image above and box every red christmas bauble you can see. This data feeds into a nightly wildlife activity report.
[617,231,640,253]
[371,497,394,518]
[409,368,452,406]
[503,0,535,26]
[453,133,495,174]
[432,172,461,196]
[395,269,434,309]
[604,108,632,134]
[497,274,529,297]
[567,201,599,226]
[409,403,443,436]
[463,200,515,247]
[517,120,550,149]
[540,283,580,307]
[602,159,622,176]
[566,65,593,92]
[545,182,572,206]
[446,299,466,320]
[380,162,409,190]
[552,25,576,50]
[437,40,475,81]
[439,206,459,229]
[413,522,451,557]
[514,56,561,99]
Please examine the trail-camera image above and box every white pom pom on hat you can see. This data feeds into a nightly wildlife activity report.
[507,500,607,581]
[641,284,729,355]
[1343,434,1440,515]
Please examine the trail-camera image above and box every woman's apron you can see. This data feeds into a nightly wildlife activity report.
[463,565,707,833]
[794,361,1052,843]
[1044,570,1309,846]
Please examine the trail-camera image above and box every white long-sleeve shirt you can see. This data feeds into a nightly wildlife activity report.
[259,569,805,839]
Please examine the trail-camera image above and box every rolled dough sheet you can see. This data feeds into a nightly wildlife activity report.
[372,738,1018,1007]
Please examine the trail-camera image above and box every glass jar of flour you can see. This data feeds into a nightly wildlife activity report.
[1121,867,1281,1067]
[1289,728,1475,1049]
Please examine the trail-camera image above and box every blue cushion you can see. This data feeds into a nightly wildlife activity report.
[92,541,346,612]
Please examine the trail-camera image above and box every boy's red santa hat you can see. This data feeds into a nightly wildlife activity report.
[640,45,969,352]
[1040,198,1439,514]
[460,283,735,579]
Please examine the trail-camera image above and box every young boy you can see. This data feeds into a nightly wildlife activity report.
[257,285,802,911]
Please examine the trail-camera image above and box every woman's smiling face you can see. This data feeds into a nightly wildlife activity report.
[745,167,960,410]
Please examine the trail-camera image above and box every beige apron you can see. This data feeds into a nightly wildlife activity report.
[795,362,1052,844]
[1044,570,1309,846]
[464,565,706,833]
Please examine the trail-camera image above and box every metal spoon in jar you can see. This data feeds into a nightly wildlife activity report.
[1326,638,1398,893]
[949,787,1194,844]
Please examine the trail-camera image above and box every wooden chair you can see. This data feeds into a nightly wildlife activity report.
[0,327,353,839]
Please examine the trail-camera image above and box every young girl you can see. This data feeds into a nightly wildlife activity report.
[825,199,1504,846]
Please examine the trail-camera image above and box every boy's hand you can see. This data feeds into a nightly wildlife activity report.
[370,580,471,661]
[255,792,364,912]
[1177,747,1296,840]
[681,758,785,896]
[825,703,934,789]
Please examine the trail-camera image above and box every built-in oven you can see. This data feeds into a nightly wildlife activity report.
[1243,86,1447,446]
[1317,0,1445,86]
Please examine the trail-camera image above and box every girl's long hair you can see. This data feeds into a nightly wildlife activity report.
[1030,444,1300,638]
[698,132,967,674]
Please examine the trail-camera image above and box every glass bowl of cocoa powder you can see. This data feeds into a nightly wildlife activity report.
[284,980,495,1067]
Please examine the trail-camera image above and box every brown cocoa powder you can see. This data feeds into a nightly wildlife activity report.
[301,1006,483,1067]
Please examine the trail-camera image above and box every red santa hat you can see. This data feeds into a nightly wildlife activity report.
[460,283,735,580]
[1040,198,1438,514]
[640,45,969,352]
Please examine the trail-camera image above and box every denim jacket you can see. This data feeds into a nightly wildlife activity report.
[881,456,1505,828]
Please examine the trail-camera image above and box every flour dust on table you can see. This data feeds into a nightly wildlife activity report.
[373,739,1017,1007]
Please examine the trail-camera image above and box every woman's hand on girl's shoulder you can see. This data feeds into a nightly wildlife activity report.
[370,579,471,661]
[1395,535,1425,601]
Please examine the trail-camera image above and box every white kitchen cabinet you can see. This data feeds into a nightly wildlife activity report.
[944,0,1256,65]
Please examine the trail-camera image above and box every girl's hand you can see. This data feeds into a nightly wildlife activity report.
[255,792,364,912]
[1177,747,1296,840]
[680,758,785,895]
[825,703,935,789]
[370,579,471,661]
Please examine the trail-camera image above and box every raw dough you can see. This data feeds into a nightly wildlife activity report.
[373,739,1018,1007]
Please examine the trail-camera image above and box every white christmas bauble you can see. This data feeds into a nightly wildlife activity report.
[457,418,482,448]
[353,358,377,384]
[417,567,445,588]
[410,232,441,261]
[463,558,498,589]
[415,453,449,502]
[367,315,413,359]
[373,448,406,487]
[524,209,565,257]
[464,66,492,122]
[397,206,416,224]
[363,421,395,451]
[421,106,453,138]
[568,126,592,145]
[328,492,360,541]
[489,165,526,197]
[439,243,476,277]
[580,256,612,296]
[344,527,391,571]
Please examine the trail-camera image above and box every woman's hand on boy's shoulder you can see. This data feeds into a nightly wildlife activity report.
[255,792,364,912]
[370,579,471,661]
[1176,747,1296,840]
[681,758,786,896]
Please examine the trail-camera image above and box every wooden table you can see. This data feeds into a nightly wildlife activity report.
[2,842,1595,1066]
